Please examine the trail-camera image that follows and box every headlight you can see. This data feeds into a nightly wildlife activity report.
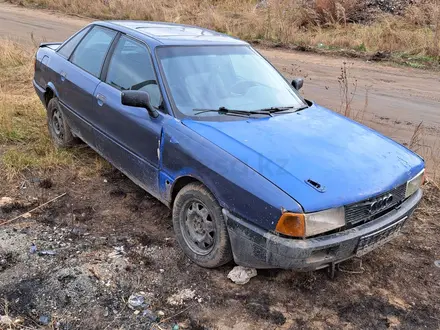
[305,207,345,237]
[275,207,345,238]
[405,169,425,198]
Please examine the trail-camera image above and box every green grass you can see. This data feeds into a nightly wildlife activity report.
[389,52,440,69]
[354,42,367,52]
[2,145,74,176]
[0,96,44,142]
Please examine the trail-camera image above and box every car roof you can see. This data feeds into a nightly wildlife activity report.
[97,21,248,47]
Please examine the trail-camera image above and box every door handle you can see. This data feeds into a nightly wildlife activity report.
[60,71,67,82]
[96,93,106,106]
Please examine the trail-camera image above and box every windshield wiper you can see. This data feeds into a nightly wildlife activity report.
[193,107,273,117]
[257,105,309,113]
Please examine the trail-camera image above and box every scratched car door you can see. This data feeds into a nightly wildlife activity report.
[92,35,165,197]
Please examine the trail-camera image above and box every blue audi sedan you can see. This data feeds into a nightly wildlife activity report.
[33,21,425,272]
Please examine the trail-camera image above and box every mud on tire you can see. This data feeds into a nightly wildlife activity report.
[172,182,233,268]
[47,97,76,148]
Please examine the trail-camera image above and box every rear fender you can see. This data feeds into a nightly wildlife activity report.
[45,82,60,105]
[46,82,59,98]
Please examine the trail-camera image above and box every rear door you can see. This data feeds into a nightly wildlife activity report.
[92,35,165,197]
[58,26,117,144]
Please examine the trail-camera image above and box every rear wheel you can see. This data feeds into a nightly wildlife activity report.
[47,98,76,148]
[172,182,233,268]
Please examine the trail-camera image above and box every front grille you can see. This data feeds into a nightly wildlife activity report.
[345,184,406,227]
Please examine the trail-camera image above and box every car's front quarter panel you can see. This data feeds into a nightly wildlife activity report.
[160,119,302,231]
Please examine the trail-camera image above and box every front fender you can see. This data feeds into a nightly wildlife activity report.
[160,118,302,231]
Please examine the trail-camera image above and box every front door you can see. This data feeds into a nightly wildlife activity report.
[92,35,165,198]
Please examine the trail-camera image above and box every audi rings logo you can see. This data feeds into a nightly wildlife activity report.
[369,194,394,214]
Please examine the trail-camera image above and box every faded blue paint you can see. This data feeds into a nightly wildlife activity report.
[160,118,302,230]
[182,104,424,212]
[33,20,425,233]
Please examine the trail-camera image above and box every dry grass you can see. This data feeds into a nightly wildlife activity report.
[407,121,440,179]
[0,39,110,180]
[338,61,357,118]
[6,0,440,61]
[0,40,42,149]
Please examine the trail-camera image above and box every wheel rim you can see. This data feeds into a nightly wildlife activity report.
[52,109,65,140]
[181,199,216,255]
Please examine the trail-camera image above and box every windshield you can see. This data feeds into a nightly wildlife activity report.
[156,46,306,119]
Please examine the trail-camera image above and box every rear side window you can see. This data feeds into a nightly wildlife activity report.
[57,27,90,59]
[105,36,161,108]
[70,26,117,78]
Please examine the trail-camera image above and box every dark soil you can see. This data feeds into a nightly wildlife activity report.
[39,178,53,189]
[0,162,439,329]
[365,0,415,15]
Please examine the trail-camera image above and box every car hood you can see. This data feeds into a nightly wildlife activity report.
[182,104,424,212]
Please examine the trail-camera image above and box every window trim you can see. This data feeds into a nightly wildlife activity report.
[56,25,91,59]
[68,25,119,79]
[100,33,168,114]
[100,32,122,82]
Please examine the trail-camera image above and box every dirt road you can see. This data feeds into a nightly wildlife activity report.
[1,2,440,149]
[1,3,439,329]
[0,2,85,44]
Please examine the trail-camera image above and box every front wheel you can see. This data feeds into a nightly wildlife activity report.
[172,182,233,268]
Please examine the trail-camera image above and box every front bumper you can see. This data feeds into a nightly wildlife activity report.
[223,189,422,271]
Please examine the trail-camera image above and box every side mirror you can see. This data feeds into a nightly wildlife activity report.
[121,90,159,118]
[291,78,304,91]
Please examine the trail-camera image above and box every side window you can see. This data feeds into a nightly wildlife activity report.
[57,27,90,59]
[105,36,162,108]
[70,26,117,78]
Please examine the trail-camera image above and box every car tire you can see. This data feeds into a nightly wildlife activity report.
[173,182,233,268]
[47,98,76,148]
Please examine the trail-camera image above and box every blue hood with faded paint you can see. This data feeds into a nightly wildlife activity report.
[182,104,424,212]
